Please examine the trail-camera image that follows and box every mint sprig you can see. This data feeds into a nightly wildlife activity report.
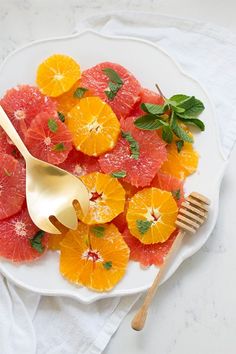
[103,261,112,270]
[48,119,58,133]
[91,225,105,238]
[103,68,124,101]
[57,111,65,122]
[134,91,205,145]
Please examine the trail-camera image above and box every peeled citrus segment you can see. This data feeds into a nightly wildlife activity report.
[151,172,185,207]
[127,187,178,244]
[60,222,130,292]
[59,148,101,177]
[67,97,120,156]
[0,153,26,221]
[99,116,167,187]
[123,228,178,267]
[25,112,72,165]
[36,54,81,97]
[80,62,141,119]
[54,80,90,116]
[0,85,57,138]
[131,87,165,117]
[160,140,199,180]
[48,218,68,251]
[0,206,48,263]
[76,172,125,225]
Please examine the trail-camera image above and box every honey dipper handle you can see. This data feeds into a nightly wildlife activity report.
[0,106,31,160]
[131,230,185,331]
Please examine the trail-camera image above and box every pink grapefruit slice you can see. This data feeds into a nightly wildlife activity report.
[0,206,48,262]
[0,85,57,138]
[99,116,167,187]
[0,153,26,221]
[80,62,141,119]
[123,228,179,267]
[131,87,165,117]
[25,112,72,165]
[59,148,101,177]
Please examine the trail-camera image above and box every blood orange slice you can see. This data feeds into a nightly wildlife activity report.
[131,87,165,116]
[59,148,101,177]
[76,172,125,225]
[0,85,57,138]
[123,228,178,267]
[99,116,167,187]
[80,62,141,119]
[127,188,178,244]
[25,112,72,165]
[0,206,48,262]
[60,222,129,291]
[151,172,185,207]
[0,153,25,221]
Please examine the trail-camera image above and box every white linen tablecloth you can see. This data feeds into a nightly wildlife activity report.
[1,11,236,354]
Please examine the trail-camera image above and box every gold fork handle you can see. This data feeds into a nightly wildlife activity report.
[0,106,31,159]
[131,230,185,331]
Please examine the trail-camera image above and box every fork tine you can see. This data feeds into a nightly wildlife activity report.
[55,204,78,231]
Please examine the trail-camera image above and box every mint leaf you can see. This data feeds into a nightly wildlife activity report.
[57,111,65,122]
[3,168,12,176]
[103,261,112,270]
[178,117,205,131]
[102,68,123,85]
[48,119,58,133]
[122,131,140,160]
[134,115,167,130]
[171,116,193,143]
[136,220,153,235]
[141,103,165,115]
[53,143,65,151]
[169,94,190,105]
[103,68,124,101]
[91,226,105,238]
[162,125,173,143]
[172,189,181,200]
[178,98,205,118]
[30,230,45,253]
[74,87,88,99]
[176,140,184,153]
[111,170,126,178]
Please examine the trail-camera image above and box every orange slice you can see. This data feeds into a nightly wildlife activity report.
[67,97,120,156]
[160,141,199,180]
[36,54,81,97]
[76,172,125,225]
[60,222,130,291]
[48,219,68,251]
[54,81,90,116]
[127,188,178,244]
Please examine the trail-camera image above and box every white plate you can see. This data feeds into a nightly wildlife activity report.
[0,31,227,303]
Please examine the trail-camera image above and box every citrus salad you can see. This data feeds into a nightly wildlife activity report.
[0,54,205,292]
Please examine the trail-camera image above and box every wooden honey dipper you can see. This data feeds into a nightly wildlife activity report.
[131,192,210,331]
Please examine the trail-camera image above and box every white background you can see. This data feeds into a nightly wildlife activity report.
[1,1,236,354]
